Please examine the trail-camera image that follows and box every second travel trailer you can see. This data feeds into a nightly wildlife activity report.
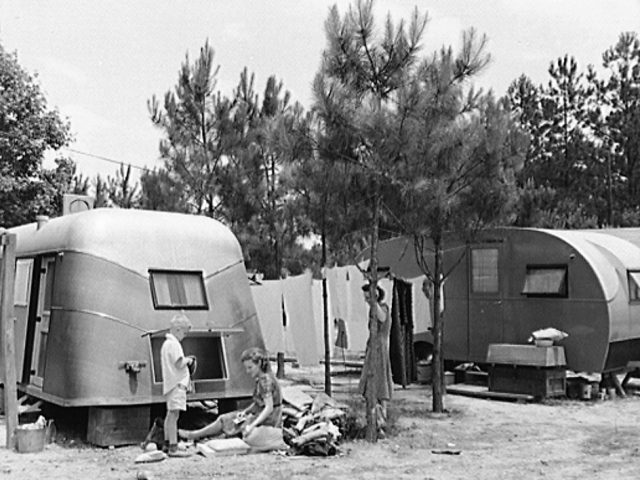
[372,227,640,374]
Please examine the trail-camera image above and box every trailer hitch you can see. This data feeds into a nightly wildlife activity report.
[118,361,148,375]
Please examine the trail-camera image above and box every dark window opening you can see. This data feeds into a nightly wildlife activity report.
[150,333,226,383]
[522,265,568,297]
[628,271,640,302]
[149,270,208,310]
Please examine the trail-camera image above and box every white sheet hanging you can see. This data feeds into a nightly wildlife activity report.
[282,271,318,366]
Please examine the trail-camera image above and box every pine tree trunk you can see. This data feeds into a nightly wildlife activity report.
[322,217,332,397]
[432,235,445,413]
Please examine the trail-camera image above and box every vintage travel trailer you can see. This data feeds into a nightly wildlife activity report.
[1,209,264,411]
[373,227,640,374]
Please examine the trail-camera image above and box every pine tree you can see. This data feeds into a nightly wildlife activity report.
[148,40,230,217]
[314,0,427,441]
[590,32,640,224]
[391,31,527,413]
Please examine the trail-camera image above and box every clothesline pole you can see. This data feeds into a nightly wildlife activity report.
[276,352,285,379]
[321,223,332,397]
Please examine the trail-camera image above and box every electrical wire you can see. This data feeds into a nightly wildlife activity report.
[64,148,152,173]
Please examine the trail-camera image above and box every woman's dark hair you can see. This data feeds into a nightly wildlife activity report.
[361,284,385,301]
[241,347,270,372]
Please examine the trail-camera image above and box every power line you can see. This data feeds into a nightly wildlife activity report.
[65,148,153,173]
[0,131,156,173]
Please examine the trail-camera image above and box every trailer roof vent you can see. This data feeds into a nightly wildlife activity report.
[62,194,94,215]
[35,215,49,230]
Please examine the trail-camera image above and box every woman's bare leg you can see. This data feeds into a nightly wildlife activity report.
[178,417,224,440]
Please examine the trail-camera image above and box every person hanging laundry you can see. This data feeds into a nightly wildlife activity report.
[359,284,393,434]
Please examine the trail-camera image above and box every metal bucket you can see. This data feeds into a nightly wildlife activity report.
[579,382,592,400]
[416,362,432,384]
[15,425,46,453]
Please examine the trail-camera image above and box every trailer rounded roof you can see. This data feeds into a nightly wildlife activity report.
[9,209,244,276]
[591,228,640,255]
[542,228,640,301]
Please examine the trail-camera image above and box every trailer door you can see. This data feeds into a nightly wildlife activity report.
[468,245,503,362]
[30,256,56,388]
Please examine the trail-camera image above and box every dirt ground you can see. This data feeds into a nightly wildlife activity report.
[2,366,640,480]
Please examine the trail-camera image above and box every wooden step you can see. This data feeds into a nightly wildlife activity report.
[446,383,535,402]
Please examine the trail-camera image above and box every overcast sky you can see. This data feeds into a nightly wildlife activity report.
[1,0,639,179]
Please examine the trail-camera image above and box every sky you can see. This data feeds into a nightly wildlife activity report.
[1,0,639,180]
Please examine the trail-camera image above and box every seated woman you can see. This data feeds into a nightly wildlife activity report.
[179,347,282,441]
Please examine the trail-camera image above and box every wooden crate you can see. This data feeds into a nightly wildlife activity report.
[464,370,489,387]
[486,344,566,367]
[488,365,566,399]
[87,406,150,447]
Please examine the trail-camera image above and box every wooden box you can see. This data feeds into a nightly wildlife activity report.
[464,370,488,387]
[87,406,150,447]
[486,344,566,367]
[488,365,566,398]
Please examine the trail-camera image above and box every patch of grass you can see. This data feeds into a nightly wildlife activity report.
[582,426,640,456]
[390,398,464,420]
[336,393,465,442]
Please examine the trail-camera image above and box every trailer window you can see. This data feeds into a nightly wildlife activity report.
[471,248,499,293]
[149,270,208,309]
[628,271,640,302]
[14,259,34,306]
[522,266,567,297]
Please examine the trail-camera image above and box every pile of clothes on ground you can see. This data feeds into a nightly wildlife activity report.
[280,386,349,457]
[134,386,351,463]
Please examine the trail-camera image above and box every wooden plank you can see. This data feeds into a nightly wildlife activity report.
[447,384,535,402]
[269,355,298,364]
[1,233,18,449]
[320,359,364,369]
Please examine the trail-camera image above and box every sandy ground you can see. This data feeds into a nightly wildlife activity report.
[2,367,640,480]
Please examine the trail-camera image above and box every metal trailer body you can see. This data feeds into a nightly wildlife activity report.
[0,208,264,407]
[373,227,640,373]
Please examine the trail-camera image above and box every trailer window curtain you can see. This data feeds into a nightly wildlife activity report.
[149,270,208,309]
[628,271,640,302]
[471,248,499,293]
[522,266,567,297]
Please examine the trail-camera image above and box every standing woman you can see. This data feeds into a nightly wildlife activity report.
[179,347,282,441]
[359,284,393,431]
